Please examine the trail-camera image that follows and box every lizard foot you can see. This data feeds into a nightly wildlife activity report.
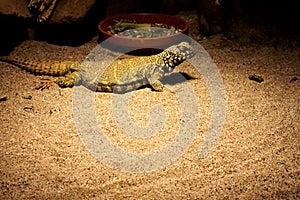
[56,72,78,88]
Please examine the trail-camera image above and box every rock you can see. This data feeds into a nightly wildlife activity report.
[105,0,161,16]
[0,0,106,48]
[0,0,31,18]
[0,0,98,24]
[50,0,97,23]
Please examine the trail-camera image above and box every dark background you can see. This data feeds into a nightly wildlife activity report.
[0,0,299,53]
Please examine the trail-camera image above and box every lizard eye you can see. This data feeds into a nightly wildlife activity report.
[178,46,188,52]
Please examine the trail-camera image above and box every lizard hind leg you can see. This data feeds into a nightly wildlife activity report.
[56,71,80,88]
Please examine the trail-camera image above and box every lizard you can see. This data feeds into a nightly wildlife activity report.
[0,42,194,93]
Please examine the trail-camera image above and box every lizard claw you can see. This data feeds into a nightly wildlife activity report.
[35,78,54,90]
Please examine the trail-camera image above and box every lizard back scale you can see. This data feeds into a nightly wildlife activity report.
[0,42,194,93]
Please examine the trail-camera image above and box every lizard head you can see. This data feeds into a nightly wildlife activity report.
[174,42,195,60]
[162,42,194,71]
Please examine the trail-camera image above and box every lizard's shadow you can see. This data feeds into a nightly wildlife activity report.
[137,72,196,91]
[161,72,195,85]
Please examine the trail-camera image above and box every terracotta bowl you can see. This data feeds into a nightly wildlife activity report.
[98,13,189,50]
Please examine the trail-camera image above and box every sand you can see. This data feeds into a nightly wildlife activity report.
[0,20,299,199]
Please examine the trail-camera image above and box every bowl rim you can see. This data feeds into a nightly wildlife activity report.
[98,13,189,41]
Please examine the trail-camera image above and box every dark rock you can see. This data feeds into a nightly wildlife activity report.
[0,0,99,24]
[0,0,106,47]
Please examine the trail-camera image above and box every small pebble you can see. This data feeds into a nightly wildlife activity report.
[249,74,264,83]
[0,96,8,102]
[289,76,297,83]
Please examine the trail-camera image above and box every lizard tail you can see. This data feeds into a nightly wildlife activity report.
[0,56,76,76]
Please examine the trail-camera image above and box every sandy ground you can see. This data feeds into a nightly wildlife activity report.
[0,19,299,199]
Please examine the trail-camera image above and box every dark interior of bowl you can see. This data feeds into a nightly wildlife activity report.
[98,13,189,39]
[98,13,189,51]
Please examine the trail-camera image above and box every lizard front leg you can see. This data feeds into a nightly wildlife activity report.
[147,65,168,92]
